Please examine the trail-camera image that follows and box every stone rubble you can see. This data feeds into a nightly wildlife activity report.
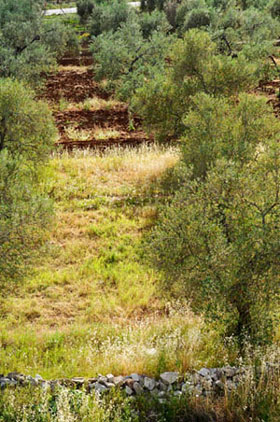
[0,366,251,398]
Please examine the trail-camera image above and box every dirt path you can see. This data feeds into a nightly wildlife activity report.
[41,47,152,150]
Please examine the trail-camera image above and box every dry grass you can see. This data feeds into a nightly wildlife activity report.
[64,126,122,141]
[1,145,227,379]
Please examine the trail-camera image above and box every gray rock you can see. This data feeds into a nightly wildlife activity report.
[103,382,115,389]
[182,382,191,393]
[113,376,124,386]
[158,391,166,398]
[72,377,84,385]
[125,386,133,396]
[198,368,210,377]
[158,381,167,392]
[223,367,236,378]
[95,382,107,393]
[106,374,114,382]
[160,372,179,385]
[133,382,143,395]
[27,376,38,386]
[130,373,140,382]
[215,380,225,390]
[174,390,182,397]
[144,377,156,391]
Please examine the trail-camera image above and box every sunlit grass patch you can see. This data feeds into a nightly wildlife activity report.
[0,145,199,378]
[80,97,122,111]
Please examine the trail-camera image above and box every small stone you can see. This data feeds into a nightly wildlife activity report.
[144,377,156,391]
[41,382,50,391]
[130,373,140,382]
[158,391,166,398]
[225,380,236,390]
[158,381,167,392]
[98,375,108,384]
[215,380,225,390]
[182,382,191,393]
[133,382,143,395]
[174,390,182,397]
[72,377,84,385]
[125,386,133,396]
[106,374,114,382]
[160,372,179,385]
[95,382,107,393]
[198,368,210,377]
[113,376,124,386]
[223,367,236,378]
[27,376,38,386]
[35,374,43,381]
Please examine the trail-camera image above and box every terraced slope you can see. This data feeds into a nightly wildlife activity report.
[41,48,152,149]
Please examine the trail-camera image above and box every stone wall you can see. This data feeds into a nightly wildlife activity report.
[0,367,247,399]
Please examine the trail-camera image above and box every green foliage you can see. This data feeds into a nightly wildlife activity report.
[0,0,78,84]
[147,93,280,344]
[139,10,171,39]
[0,79,56,285]
[87,0,131,37]
[182,93,280,179]
[270,0,280,18]
[76,0,94,23]
[133,30,258,141]
[91,16,173,100]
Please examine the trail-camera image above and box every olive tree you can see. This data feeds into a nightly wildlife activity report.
[91,16,173,100]
[147,93,280,345]
[0,79,57,285]
[148,155,280,345]
[0,0,78,83]
[133,30,258,141]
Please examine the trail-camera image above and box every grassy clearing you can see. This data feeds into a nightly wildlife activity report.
[0,145,235,379]
[65,126,122,141]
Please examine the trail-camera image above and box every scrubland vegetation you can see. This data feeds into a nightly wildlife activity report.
[1,0,280,420]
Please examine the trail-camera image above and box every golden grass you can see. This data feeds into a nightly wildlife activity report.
[64,126,122,141]
[0,144,237,378]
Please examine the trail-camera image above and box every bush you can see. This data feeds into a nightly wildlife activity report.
[133,30,258,141]
[184,8,211,30]
[147,92,280,345]
[270,0,280,18]
[88,0,130,37]
[182,93,280,179]
[148,157,280,345]
[0,0,78,83]
[0,79,57,285]
[139,10,171,38]
[76,0,94,23]
[91,16,173,100]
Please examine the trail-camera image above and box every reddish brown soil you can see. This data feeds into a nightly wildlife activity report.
[42,50,152,149]
[42,69,109,103]
[256,80,280,117]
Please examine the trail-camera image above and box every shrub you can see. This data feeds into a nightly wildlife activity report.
[88,0,130,37]
[147,92,280,345]
[0,79,57,285]
[139,10,171,39]
[184,8,211,30]
[91,17,173,100]
[148,156,280,345]
[270,0,280,18]
[133,30,258,141]
[76,0,94,23]
[0,0,78,83]
[182,93,280,179]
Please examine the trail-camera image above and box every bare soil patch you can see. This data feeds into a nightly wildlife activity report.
[41,47,153,149]
[42,69,109,103]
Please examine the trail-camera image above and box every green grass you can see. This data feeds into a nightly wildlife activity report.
[0,145,236,379]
